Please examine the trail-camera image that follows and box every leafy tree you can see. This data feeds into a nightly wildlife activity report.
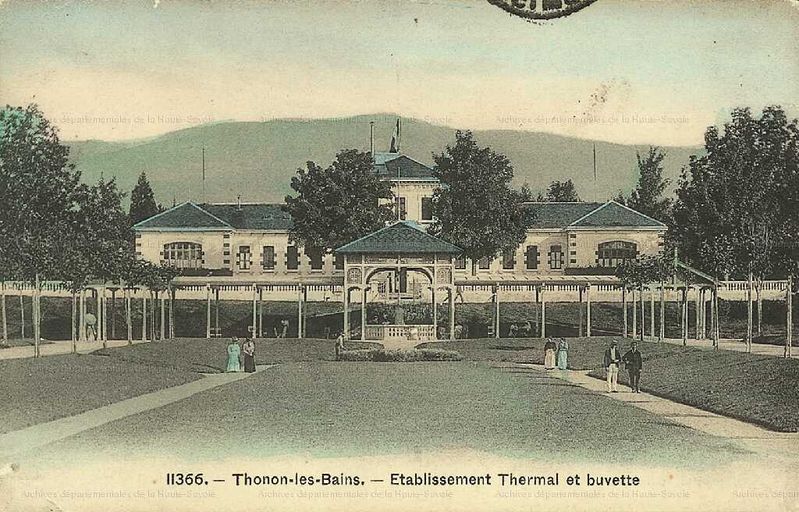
[626,147,671,222]
[671,106,799,280]
[429,131,531,274]
[616,254,672,289]
[74,178,133,282]
[284,149,395,255]
[545,179,581,201]
[129,172,160,225]
[0,104,82,282]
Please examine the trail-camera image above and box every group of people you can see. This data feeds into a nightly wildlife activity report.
[541,337,643,393]
[226,337,256,373]
[603,340,643,393]
[543,338,569,370]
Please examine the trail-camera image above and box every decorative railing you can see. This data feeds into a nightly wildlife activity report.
[363,324,436,341]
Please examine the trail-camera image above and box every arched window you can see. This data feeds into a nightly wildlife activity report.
[162,242,203,269]
[597,241,637,267]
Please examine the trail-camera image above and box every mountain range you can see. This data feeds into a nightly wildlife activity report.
[66,114,703,206]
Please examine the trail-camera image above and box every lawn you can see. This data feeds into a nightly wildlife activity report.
[587,348,799,432]
[418,336,688,370]
[94,337,381,372]
[418,336,799,433]
[0,353,202,434]
[37,361,745,467]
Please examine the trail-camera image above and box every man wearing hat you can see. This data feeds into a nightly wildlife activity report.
[623,341,643,393]
[603,340,622,392]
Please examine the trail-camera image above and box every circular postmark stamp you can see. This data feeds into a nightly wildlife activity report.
[486,0,599,20]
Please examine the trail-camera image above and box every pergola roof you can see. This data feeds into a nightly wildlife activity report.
[335,221,462,255]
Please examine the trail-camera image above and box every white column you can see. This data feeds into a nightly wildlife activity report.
[449,287,455,340]
[360,286,367,342]
[251,284,257,338]
[540,286,546,338]
[206,284,211,339]
[586,284,592,337]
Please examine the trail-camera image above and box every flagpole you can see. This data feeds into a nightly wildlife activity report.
[202,146,206,204]
[592,142,597,201]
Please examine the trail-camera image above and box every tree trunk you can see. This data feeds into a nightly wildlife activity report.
[111,289,117,340]
[756,280,762,336]
[19,294,24,339]
[786,276,793,359]
[34,274,41,358]
[169,287,175,339]
[747,272,753,353]
[126,288,132,345]
[71,291,77,353]
[0,281,7,344]
[659,282,665,342]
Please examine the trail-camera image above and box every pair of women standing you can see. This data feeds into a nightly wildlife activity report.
[544,338,569,370]
[226,337,256,373]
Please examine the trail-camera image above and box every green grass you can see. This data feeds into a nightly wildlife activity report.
[37,362,744,466]
[418,336,686,370]
[587,348,799,432]
[94,337,382,373]
[0,353,201,434]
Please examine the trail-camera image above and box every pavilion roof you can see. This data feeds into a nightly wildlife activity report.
[335,221,462,255]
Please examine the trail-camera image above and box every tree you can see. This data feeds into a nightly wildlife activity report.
[0,104,84,353]
[0,105,82,282]
[429,131,531,274]
[129,172,160,225]
[545,179,581,201]
[625,147,671,222]
[81,179,133,280]
[671,106,799,280]
[283,149,395,256]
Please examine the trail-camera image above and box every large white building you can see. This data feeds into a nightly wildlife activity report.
[134,149,667,296]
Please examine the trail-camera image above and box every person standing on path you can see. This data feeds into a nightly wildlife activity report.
[335,332,345,360]
[242,338,256,373]
[226,337,241,372]
[544,338,557,369]
[603,340,622,392]
[622,341,643,393]
[556,338,569,370]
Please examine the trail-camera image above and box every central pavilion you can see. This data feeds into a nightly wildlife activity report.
[335,221,462,342]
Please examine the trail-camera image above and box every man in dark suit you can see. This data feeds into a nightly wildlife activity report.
[622,341,643,393]
[603,340,622,392]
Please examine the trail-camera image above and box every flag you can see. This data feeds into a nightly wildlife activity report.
[389,118,401,153]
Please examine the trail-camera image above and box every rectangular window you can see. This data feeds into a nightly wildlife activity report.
[286,246,299,271]
[525,246,539,270]
[261,246,275,271]
[478,256,491,270]
[236,246,251,270]
[397,197,407,220]
[549,245,563,270]
[334,253,344,270]
[421,197,433,221]
[307,248,323,271]
[455,255,466,270]
[502,249,515,270]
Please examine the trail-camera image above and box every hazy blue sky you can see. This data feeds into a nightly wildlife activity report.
[1,0,797,145]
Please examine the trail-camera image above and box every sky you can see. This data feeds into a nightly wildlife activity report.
[1,0,797,146]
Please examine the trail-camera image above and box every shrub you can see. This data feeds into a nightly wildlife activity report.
[338,348,463,362]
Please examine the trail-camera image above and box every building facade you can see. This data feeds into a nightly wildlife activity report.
[133,149,667,296]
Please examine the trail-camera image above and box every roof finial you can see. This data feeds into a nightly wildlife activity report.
[237,194,241,210]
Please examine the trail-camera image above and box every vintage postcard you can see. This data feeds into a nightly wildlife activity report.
[0,0,797,511]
